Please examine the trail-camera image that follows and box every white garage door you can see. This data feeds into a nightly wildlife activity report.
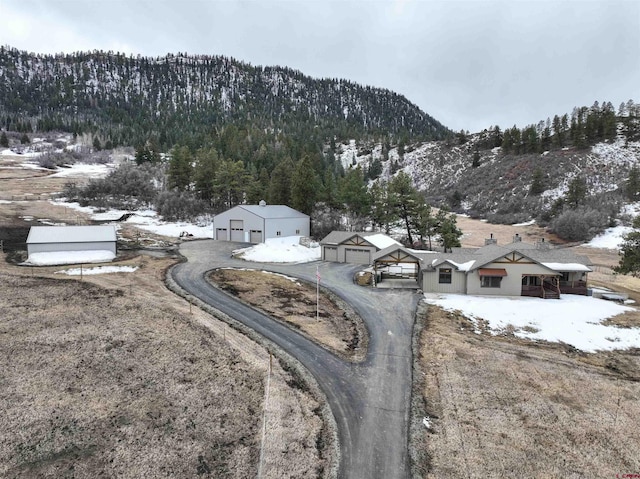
[230,220,244,242]
[345,247,371,264]
[323,246,338,262]
[216,228,227,240]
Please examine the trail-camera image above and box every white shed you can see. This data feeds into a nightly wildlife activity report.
[26,225,117,265]
[213,202,310,243]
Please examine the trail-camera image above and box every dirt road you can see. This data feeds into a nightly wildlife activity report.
[171,240,420,479]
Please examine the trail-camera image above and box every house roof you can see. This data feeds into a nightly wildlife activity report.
[320,231,400,249]
[27,225,117,244]
[236,204,309,219]
[421,240,592,274]
[372,245,425,262]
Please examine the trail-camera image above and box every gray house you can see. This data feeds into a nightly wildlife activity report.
[320,231,401,264]
[213,202,309,243]
[372,235,592,298]
[26,225,117,257]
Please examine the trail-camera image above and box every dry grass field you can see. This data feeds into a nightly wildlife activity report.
[0,258,331,479]
[412,217,640,478]
[209,269,368,361]
[413,306,640,478]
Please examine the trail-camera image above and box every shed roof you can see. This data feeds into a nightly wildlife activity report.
[236,205,309,219]
[27,225,117,244]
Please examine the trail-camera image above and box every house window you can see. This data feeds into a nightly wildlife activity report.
[439,268,452,284]
[295,229,300,234]
[276,231,281,236]
[481,276,502,288]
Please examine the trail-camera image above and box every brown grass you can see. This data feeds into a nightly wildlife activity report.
[0,257,330,478]
[208,269,367,361]
[413,305,640,478]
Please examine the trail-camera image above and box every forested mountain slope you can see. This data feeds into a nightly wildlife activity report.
[0,46,449,148]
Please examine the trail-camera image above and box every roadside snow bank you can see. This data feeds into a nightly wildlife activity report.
[424,293,639,352]
[233,236,320,263]
[56,265,138,275]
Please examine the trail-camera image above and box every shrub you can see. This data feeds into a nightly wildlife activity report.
[155,190,208,221]
[549,207,609,241]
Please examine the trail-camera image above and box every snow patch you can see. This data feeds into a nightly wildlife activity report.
[233,236,320,263]
[25,250,116,266]
[57,265,138,275]
[424,294,638,352]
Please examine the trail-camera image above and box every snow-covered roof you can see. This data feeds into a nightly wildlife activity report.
[27,225,117,244]
[320,231,400,248]
[542,262,592,272]
[360,233,401,249]
[237,204,309,219]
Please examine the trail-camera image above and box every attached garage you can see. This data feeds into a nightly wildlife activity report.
[319,231,401,265]
[345,247,371,264]
[323,246,338,262]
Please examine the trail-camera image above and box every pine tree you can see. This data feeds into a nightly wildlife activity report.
[369,180,397,234]
[437,209,462,252]
[529,167,545,195]
[268,157,294,205]
[472,150,480,168]
[93,136,102,151]
[389,171,421,245]
[167,145,193,191]
[0,131,8,148]
[565,176,587,209]
[615,217,640,276]
[291,156,319,215]
[626,167,640,201]
[193,147,219,202]
[338,166,370,228]
[20,133,30,144]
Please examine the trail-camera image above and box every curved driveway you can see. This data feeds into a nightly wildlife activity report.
[171,240,420,479]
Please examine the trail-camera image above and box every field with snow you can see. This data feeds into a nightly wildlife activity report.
[424,293,638,352]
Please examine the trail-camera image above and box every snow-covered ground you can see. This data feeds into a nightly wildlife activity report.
[56,265,138,275]
[48,163,115,179]
[583,226,632,249]
[52,201,214,239]
[25,250,116,266]
[232,236,320,263]
[424,293,639,353]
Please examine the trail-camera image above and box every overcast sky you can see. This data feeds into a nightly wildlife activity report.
[1,0,639,133]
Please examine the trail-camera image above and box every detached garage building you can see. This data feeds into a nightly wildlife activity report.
[213,202,310,243]
[320,231,401,264]
[26,225,117,265]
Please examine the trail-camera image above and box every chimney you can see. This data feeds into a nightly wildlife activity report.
[536,237,549,249]
[513,233,522,242]
[484,233,498,246]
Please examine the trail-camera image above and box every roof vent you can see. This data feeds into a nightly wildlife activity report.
[259,200,266,207]
[513,233,522,242]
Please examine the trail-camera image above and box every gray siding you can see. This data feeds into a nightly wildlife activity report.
[422,268,466,294]
[213,206,308,243]
[467,261,555,296]
[264,217,309,239]
[213,207,263,242]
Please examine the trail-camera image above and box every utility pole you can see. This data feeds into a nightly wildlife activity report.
[316,265,321,321]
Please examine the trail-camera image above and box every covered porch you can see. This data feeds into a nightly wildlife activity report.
[372,247,421,289]
[521,274,562,299]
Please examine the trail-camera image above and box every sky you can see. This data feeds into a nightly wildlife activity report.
[1,0,639,133]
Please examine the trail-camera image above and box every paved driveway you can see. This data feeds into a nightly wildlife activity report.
[171,240,420,479]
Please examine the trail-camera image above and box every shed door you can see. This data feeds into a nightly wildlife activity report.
[345,247,371,264]
[324,246,338,262]
[216,228,227,240]
[250,230,262,243]
[230,220,244,241]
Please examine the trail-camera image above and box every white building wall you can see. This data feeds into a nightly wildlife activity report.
[213,207,263,241]
[263,217,309,239]
[467,262,556,296]
[27,241,116,255]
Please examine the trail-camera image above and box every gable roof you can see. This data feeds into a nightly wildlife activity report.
[27,225,117,244]
[236,204,309,219]
[420,240,592,274]
[320,231,400,249]
[373,245,424,262]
